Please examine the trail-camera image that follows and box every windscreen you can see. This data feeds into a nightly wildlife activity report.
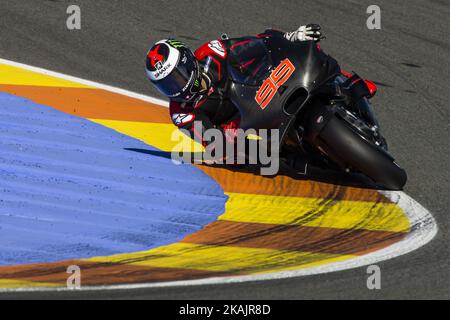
[227,38,273,86]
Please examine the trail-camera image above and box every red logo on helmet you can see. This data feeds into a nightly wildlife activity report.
[148,45,165,68]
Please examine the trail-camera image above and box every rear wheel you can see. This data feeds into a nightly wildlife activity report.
[314,115,407,190]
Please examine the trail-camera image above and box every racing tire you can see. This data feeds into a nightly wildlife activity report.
[316,115,407,190]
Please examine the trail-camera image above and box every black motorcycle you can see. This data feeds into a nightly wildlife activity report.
[225,36,407,190]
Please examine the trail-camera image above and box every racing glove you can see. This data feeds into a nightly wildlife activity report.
[284,24,324,42]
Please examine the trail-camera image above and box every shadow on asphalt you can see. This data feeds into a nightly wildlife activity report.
[124,148,381,190]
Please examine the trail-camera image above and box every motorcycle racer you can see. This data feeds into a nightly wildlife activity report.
[144,23,405,189]
[145,25,324,150]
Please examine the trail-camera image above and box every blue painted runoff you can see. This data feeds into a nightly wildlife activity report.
[0,92,227,265]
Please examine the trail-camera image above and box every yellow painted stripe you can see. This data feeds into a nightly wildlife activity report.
[0,64,92,88]
[86,242,355,274]
[0,279,61,289]
[90,119,204,152]
[221,193,410,232]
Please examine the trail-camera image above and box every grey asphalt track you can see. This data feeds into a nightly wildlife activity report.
[0,0,449,299]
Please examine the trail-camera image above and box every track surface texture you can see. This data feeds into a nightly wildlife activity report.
[0,0,449,299]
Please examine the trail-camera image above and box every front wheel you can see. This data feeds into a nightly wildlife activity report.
[313,115,407,190]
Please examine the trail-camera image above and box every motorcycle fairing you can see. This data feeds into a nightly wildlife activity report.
[226,36,340,143]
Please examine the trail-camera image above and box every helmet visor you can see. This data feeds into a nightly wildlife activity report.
[153,51,199,99]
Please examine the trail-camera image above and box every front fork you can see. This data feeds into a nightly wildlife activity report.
[334,75,387,149]
[355,97,379,128]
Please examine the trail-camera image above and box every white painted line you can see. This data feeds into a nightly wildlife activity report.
[0,57,169,108]
[0,59,438,293]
